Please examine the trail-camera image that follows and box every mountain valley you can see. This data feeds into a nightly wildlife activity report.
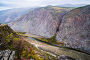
[0,4,90,60]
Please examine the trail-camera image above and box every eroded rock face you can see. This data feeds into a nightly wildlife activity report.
[10,6,71,38]
[56,5,90,53]
[0,50,15,60]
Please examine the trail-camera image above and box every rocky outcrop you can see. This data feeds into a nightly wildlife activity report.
[0,50,15,60]
[9,5,90,53]
[10,6,71,38]
[56,5,90,53]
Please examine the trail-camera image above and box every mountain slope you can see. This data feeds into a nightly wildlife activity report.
[56,5,90,53]
[10,6,72,38]
[0,8,32,23]
[0,24,56,60]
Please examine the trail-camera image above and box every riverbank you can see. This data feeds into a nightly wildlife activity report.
[22,34,90,60]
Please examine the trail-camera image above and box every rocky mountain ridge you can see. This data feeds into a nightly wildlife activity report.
[56,5,90,53]
[0,8,33,23]
[10,6,72,38]
[9,5,90,53]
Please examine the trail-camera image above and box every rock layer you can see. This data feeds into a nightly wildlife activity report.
[0,50,15,60]
[56,5,90,53]
[9,5,90,53]
[10,6,71,38]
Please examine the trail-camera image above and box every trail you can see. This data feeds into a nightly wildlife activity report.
[24,34,90,60]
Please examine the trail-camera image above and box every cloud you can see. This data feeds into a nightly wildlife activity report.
[0,7,11,11]
[0,0,90,11]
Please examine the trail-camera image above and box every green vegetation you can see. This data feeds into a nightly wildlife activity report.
[41,34,57,44]
[0,24,56,60]
[0,25,43,60]
[16,32,28,37]
[33,34,64,46]
[16,32,26,34]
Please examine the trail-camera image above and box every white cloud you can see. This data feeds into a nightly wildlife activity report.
[0,0,90,11]
[0,7,11,11]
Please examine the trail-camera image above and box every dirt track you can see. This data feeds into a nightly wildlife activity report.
[23,34,90,60]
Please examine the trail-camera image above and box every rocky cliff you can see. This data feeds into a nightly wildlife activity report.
[10,6,72,38]
[56,5,90,53]
[9,5,90,53]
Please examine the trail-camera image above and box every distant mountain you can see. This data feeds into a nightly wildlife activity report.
[58,4,88,7]
[0,4,87,24]
[0,8,34,23]
[56,5,90,53]
[9,5,90,53]
[9,6,72,38]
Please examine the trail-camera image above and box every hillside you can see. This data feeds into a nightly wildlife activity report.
[0,24,57,60]
[0,24,15,44]
[0,5,90,59]
[9,6,72,38]
[9,5,90,54]
[56,5,90,53]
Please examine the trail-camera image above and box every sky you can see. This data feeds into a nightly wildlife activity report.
[0,0,90,11]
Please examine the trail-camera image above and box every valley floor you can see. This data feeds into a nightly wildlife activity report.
[23,34,90,60]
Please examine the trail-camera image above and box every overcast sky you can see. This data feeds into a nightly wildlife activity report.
[0,0,90,11]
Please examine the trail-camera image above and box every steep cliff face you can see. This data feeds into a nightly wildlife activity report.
[56,5,90,53]
[10,6,71,38]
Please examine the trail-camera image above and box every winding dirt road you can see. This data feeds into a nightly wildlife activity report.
[23,34,90,60]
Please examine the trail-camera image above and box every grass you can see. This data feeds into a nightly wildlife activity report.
[31,34,90,56]
[9,31,90,60]
[32,34,64,47]
[0,25,57,60]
